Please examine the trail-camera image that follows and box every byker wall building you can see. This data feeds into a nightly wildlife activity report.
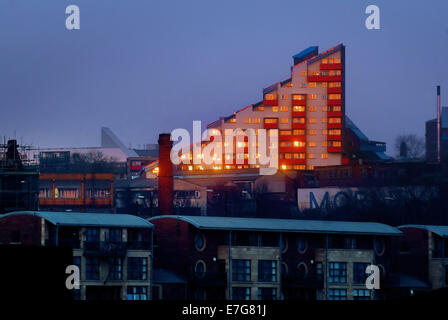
[180,44,387,173]
[150,215,402,300]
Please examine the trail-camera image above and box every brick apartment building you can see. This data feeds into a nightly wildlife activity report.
[0,211,154,300]
[149,215,401,300]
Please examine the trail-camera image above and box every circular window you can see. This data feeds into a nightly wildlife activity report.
[297,238,308,254]
[374,238,385,256]
[194,233,206,251]
[297,262,308,279]
[281,262,289,276]
[194,260,206,279]
[281,237,288,253]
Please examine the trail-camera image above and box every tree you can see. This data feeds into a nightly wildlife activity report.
[394,134,425,159]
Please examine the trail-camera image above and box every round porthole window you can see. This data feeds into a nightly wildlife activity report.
[297,262,308,279]
[194,233,206,251]
[194,260,206,279]
[297,238,308,254]
[281,237,288,253]
[374,238,385,256]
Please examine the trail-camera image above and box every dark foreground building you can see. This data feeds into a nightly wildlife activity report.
[150,215,402,300]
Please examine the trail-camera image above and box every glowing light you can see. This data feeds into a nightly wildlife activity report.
[281,165,287,170]
[188,166,193,171]
[293,141,299,147]
[152,167,159,174]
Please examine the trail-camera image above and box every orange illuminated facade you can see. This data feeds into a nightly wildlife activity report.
[181,44,346,172]
[39,173,114,212]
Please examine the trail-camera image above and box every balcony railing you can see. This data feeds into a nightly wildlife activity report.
[83,241,127,257]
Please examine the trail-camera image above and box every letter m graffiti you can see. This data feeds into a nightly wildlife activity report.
[309,192,330,210]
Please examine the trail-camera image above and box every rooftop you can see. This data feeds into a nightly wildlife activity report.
[1,211,153,228]
[150,215,402,236]
[399,224,448,238]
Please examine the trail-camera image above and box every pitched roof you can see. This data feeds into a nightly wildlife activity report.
[1,211,153,228]
[150,215,402,236]
[399,224,448,238]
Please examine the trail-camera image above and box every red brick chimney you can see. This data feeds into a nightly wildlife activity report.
[158,133,173,215]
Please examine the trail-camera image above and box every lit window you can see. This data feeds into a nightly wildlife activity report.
[265,94,277,100]
[329,118,341,124]
[308,142,316,147]
[308,106,317,112]
[280,118,289,124]
[308,94,317,100]
[308,130,316,135]
[308,118,317,124]
[307,165,314,170]
[272,106,279,112]
[321,82,328,88]
[309,82,317,88]
[253,118,261,123]
[333,106,342,112]
[322,106,328,112]
[333,141,342,147]
[244,118,251,123]
[322,129,328,135]
[256,106,265,111]
[293,106,305,112]
[321,153,328,159]
[308,154,315,159]
[292,94,305,101]
[321,58,328,64]
[280,106,288,112]
[229,118,236,123]
[300,70,307,76]
[329,94,341,100]
[322,118,327,123]
[264,118,278,124]
[281,94,288,100]
[292,118,305,124]
[322,141,328,147]
[329,82,341,88]
[280,130,291,136]
[293,141,305,147]
[293,130,305,135]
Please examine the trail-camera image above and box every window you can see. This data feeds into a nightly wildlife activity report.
[264,118,278,124]
[316,262,323,281]
[39,188,52,199]
[353,263,370,284]
[308,94,317,100]
[374,238,385,256]
[229,118,236,123]
[322,118,327,123]
[328,288,347,300]
[256,106,265,111]
[232,259,251,282]
[353,289,371,300]
[292,94,306,101]
[297,238,307,253]
[308,118,317,124]
[333,106,342,111]
[293,106,305,112]
[329,94,341,100]
[258,260,277,282]
[329,117,341,124]
[56,188,79,199]
[194,260,206,278]
[309,82,317,88]
[127,257,148,280]
[321,153,328,159]
[85,228,99,242]
[292,117,305,124]
[293,130,305,135]
[293,141,306,147]
[252,118,261,123]
[308,154,315,159]
[322,141,328,147]
[272,106,279,112]
[279,130,291,136]
[108,228,122,242]
[244,118,251,123]
[194,233,206,251]
[329,82,341,88]
[127,286,147,300]
[344,237,357,249]
[308,141,316,147]
[232,287,251,300]
[280,106,288,112]
[86,257,100,280]
[297,263,308,279]
[300,70,307,76]
[280,118,289,124]
[281,94,288,100]
[108,257,122,280]
[329,129,341,135]
[258,288,277,300]
[321,82,328,88]
[308,130,316,135]
[265,94,276,100]
[328,262,347,283]
[322,106,328,112]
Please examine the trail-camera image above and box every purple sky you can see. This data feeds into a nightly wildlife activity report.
[1,0,447,155]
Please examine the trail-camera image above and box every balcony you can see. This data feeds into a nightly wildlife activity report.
[327,135,342,141]
[83,241,127,257]
[263,123,278,129]
[307,75,342,82]
[263,99,278,106]
[291,111,306,117]
[327,123,342,129]
[191,271,227,287]
[327,87,342,94]
[327,111,342,117]
[279,147,306,153]
[291,100,306,106]
[279,135,306,141]
[327,99,342,105]
[327,146,342,153]
[127,241,151,250]
[280,159,307,165]
[320,63,342,70]
[292,123,306,129]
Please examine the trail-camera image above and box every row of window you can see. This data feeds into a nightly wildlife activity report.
[232,287,277,300]
[280,153,329,159]
[232,259,277,282]
[308,70,342,76]
[280,129,342,137]
[79,256,148,281]
[39,188,111,199]
[328,289,371,300]
[264,93,340,101]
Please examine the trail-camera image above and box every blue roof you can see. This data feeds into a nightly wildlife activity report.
[150,216,402,236]
[293,46,318,60]
[1,211,153,228]
[399,225,448,238]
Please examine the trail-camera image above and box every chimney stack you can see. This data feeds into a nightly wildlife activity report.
[158,133,173,215]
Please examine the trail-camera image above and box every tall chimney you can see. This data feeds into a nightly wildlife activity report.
[437,86,441,163]
[158,133,173,215]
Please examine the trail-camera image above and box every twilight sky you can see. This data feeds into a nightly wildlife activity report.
[1,0,447,155]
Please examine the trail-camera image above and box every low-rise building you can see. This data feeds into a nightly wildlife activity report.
[0,211,154,300]
[150,215,401,300]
